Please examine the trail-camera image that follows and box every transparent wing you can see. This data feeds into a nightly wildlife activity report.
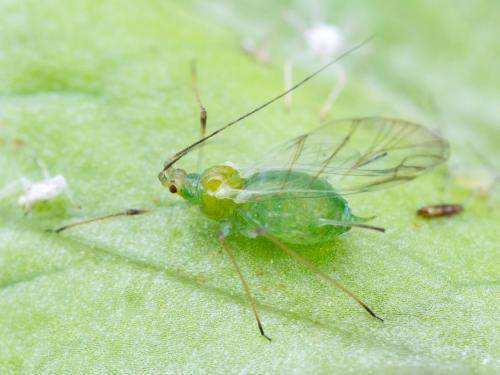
[234,117,449,201]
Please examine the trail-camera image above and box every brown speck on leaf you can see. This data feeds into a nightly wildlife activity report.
[14,138,26,149]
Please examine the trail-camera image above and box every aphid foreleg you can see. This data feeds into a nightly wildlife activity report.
[48,209,149,233]
[255,227,384,322]
[217,230,271,341]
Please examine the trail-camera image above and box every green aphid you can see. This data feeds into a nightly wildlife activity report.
[52,40,449,341]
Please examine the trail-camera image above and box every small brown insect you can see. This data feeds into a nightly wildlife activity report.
[417,204,463,218]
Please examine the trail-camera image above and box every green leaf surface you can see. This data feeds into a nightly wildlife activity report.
[1,1,499,374]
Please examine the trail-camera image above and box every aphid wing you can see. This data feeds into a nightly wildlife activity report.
[243,117,449,197]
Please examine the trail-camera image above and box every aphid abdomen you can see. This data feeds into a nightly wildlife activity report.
[235,170,353,245]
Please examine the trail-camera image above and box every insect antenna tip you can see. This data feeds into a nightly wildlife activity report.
[366,307,385,322]
[45,227,65,233]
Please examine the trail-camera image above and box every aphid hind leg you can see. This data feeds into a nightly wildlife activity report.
[48,209,149,233]
[217,230,271,341]
[255,227,384,322]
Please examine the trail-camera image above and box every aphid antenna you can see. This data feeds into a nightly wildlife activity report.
[159,35,375,179]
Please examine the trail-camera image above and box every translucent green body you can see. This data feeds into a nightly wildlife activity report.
[163,117,449,245]
[235,170,353,244]
[177,167,357,245]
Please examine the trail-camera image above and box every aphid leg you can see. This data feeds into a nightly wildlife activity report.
[35,159,51,179]
[48,209,149,233]
[255,227,384,322]
[319,65,346,120]
[217,230,272,341]
[319,218,385,233]
[191,61,207,167]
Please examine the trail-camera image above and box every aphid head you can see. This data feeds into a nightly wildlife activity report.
[159,167,201,204]
[160,168,187,195]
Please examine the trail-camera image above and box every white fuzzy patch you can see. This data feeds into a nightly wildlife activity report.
[304,23,343,58]
[18,175,67,207]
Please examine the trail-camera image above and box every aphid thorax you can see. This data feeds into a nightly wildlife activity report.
[160,165,243,220]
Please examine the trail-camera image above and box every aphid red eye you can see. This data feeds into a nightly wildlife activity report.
[169,185,178,194]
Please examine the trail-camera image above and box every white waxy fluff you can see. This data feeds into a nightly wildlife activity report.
[17,175,67,208]
[303,23,344,58]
